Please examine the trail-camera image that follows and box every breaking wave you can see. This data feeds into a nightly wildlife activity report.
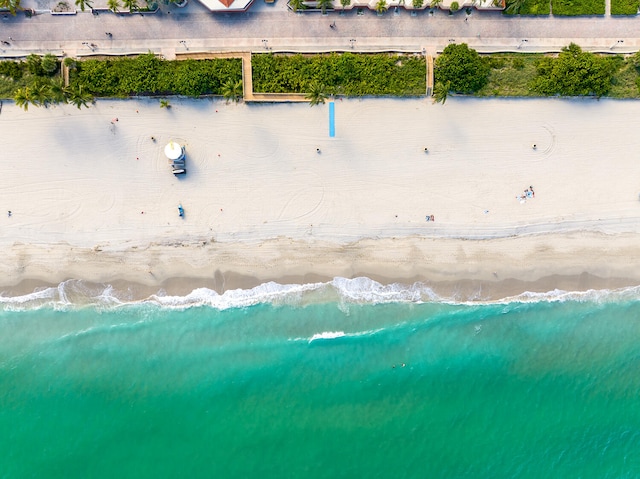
[0,277,639,311]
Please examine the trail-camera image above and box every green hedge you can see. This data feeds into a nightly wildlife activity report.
[434,43,489,93]
[6,50,640,101]
[0,55,60,98]
[504,0,550,15]
[251,52,426,96]
[608,56,640,97]
[0,61,25,98]
[551,0,605,15]
[0,60,24,82]
[518,0,550,14]
[473,48,633,97]
[71,54,242,97]
[477,54,542,96]
[530,44,617,96]
[611,0,639,14]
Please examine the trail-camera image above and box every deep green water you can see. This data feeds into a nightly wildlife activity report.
[1,282,640,478]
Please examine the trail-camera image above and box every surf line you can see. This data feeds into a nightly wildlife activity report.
[329,101,335,138]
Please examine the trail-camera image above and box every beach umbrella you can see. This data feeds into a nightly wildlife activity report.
[164,141,183,160]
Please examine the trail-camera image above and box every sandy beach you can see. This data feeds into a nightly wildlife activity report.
[2,96,640,299]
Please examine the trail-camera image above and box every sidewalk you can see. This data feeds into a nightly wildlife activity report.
[2,2,640,59]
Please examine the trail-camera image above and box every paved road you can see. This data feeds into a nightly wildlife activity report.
[1,1,640,58]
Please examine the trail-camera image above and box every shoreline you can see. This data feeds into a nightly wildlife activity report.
[3,271,639,304]
[3,232,640,301]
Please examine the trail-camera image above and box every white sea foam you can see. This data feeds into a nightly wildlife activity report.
[0,286,57,305]
[0,277,639,311]
[147,281,326,310]
[498,285,640,305]
[305,327,386,343]
[330,277,439,303]
[308,331,345,343]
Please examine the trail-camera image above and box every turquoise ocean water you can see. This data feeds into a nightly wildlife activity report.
[1,278,640,478]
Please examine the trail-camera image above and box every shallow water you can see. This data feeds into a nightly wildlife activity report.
[1,279,640,478]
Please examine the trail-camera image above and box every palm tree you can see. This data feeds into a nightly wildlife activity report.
[31,82,50,106]
[107,0,120,11]
[375,0,387,13]
[289,0,304,11]
[122,0,139,11]
[48,78,67,104]
[317,0,333,12]
[66,84,94,109]
[0,0,21,15]
[221,79,243,104]
[340,0,350,7]
[429,0,441,7]
[505,0,525,13]
[159,98,171,109]
[74,0,93,11]
[432,80,450,105]
[41,53,59,75]
[306,82,328,106]
[14,86,34,111]
[26,53,44,76]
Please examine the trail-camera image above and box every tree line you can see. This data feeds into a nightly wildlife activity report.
[433,43,623,103]
[253,52,426,97]
[2,53,243,110]
[1,46,633,110]
[1,54,93,109]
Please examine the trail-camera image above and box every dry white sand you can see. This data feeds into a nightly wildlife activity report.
[1,96,640,294]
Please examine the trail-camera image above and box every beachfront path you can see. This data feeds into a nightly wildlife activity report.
[2,1,640,59]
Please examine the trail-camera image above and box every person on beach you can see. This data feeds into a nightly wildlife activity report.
[316,148,321,154]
